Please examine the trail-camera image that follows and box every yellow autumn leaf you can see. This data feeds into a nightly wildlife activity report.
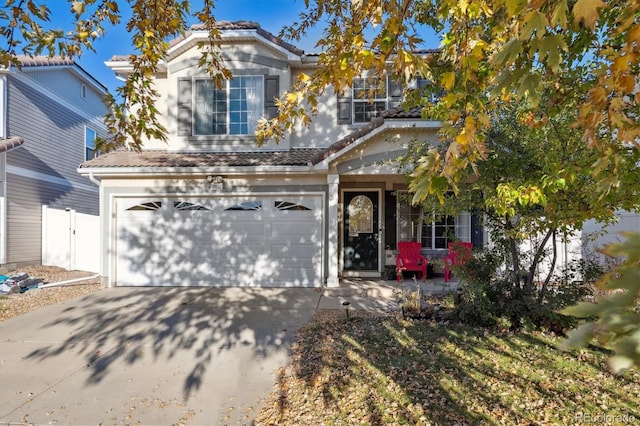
[611,56,629,74]
[442,72,455,91]
[455,130,469,146]
[298,73,310,83]
[589,86,608,104]
[572,0,607,30]
[628,24,640,44]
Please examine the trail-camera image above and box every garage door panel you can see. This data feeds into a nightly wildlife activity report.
[272,221,319,238]
[271,243,319,260]
[116,195,322,287]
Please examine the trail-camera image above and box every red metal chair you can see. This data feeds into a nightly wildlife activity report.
[443,241,473,282]
[395,241,428,282]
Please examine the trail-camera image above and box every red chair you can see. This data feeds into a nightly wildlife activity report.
[443,241,472,282]
[395,241,428,282]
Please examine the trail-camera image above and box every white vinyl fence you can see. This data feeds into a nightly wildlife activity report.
[42,205,99,273]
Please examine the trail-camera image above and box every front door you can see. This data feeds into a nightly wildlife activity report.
[343,191,379,272]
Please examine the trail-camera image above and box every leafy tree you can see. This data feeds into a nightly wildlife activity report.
[400,81,638,330]
[0,0,230,151]
[258,0,640,203]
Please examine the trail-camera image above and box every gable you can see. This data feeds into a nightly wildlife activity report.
[329,126,439,175]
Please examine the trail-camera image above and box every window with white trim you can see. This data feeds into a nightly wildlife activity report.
[194,76,264,136]
[421,213,471,249]
[352,77,387,123]
[85,127,96,160]
[396,193,471,249]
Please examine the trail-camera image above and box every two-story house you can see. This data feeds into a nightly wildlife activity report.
[0,56,108,270]
[79,21,484,288]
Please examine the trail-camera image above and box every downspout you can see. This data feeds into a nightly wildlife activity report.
[0,74,7,265]
[39,273,100,288]
[88,172,100,186]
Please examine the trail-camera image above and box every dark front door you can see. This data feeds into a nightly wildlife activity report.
[343,191,379,271]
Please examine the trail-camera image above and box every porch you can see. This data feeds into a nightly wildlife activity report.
[318,277,461,311]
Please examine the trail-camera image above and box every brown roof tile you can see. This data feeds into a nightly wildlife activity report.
[80,148,325,169]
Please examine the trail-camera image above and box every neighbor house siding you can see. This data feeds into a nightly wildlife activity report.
[4,74,102,264]
[6,174,98,264]
[6,76,104,189]
[21,69,107,118]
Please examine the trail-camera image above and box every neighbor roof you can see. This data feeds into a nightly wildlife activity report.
[15,55,109,94]
[0,136,24,153]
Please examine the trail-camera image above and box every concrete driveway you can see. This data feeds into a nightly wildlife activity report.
[0,282,400,425]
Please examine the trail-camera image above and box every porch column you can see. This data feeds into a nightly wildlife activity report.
[326,173,340,287]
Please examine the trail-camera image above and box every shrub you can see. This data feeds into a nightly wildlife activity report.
[453,249,604,333]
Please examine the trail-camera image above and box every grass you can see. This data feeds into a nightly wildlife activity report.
[256,311,640,425]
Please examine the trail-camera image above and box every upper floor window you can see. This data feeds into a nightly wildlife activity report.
[85,127,96,160]
[352,77,388,123]
[178,75,279,138]
[416,78,444,103]
[337,75,402,125]
[194,76,264,136]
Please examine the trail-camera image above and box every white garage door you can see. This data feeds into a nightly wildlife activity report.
[115,195,323,287]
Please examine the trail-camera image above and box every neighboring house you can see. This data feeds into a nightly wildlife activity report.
[0,56,108,269]
[79,21,485,288]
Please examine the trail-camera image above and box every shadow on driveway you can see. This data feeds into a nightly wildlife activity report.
[0,286,321,425]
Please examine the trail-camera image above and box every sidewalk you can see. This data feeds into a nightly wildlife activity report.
[318,277,460,311]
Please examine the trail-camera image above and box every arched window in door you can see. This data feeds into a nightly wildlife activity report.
[348,195,374,235]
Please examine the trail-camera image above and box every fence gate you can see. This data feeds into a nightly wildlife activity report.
[42,205,99,273]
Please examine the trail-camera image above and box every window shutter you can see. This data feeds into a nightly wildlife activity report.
[388,76,403,108]
[337,96,352,125]
[471,211,484,248]
[265,75,279,119]
[177,79,192,136]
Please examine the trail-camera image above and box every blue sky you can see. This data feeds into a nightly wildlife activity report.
[47,0,440,93]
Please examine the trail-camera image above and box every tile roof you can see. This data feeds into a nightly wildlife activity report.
[79,148,325,169]
[110,20,304,62]
[187,21,304,56]
[0,136,24,153]
[80,107,429,171]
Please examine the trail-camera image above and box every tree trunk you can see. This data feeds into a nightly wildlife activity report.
[538,230,558,303]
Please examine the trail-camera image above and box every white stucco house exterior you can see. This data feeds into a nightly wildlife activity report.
[79,21,488,288]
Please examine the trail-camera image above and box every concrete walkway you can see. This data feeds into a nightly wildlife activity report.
[0,279,455,425]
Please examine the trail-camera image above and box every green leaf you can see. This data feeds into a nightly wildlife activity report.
[492,39,522,67]
[550,0,569,27]
[505,0,527,16]
[517,73,541,103]
[561,301,601,318]
[560,322,595,350]
[520,11,549,41]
